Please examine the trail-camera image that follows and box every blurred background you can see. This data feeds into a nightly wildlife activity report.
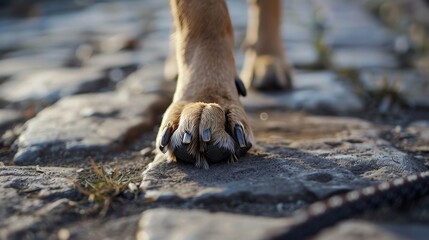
[0,0,429,118]
[1,1,429,239]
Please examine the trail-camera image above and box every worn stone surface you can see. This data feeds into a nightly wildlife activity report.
[0,50,70,79]
[317,220,429,240]
[88,51,142,74]
[282,23,314,43]
[118,64,175,96]
[285,43,319,68]
[321,0,394,48]
[360,70,429,108]
[70,215,142,240]
[331,48,398,70]
[325,26,393,48]
[141,115,424,201]
[0,68,107,104]
[242,71,363,113]
[14,92,169,165]
[89,32,140,55]
[137,208,290,240]
[0,166,78,240]
[137,209,429,240]
[0,109,24,134]
[140,33,171,60]
[397,121,429,153]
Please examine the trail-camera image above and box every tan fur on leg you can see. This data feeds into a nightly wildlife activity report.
[157,0,253,168]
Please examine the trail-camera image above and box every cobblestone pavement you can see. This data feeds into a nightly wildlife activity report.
[1,0,429,239]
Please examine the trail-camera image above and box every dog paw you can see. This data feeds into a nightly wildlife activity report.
[241,54,292,91]
[156,101,253,169]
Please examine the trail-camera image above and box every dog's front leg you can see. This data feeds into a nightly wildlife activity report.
[156,0,254,169]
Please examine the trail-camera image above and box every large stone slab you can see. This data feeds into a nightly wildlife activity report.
[137,209,429,240]
[282,23,314,43]
[137,208,289,240]
[0,68,107,104]
[0,166,78,240]
[140,32,171,61]
[0,50,70,80]
[88,51,142,75]
[14,92,169,165]
[145,5,172,33]
[40,1,148,36]
[359,70,429,108]
[396,120,429,153]
[242,71,363,113]
[118,64,175,97]
[141,115,424,202]
[282,0,314,29]
[320,0,394,48]
[285,42,319,68]
[317,220,429,240]
[0,109,24,134]
[88,30,142,54]
[325,25,393,48]
[331,48,398,70]
[0,1,147,54]
[67,214,142,240]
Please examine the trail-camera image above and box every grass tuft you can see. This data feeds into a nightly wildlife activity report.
[367,74,408,113]
[311,4,331,69]
[70,159,139,217]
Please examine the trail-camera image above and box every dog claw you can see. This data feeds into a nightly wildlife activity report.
[202,129,211,142]
[183,131,192,144]
[159,126,173,152]
[235,77,247,97]
[234,124,246,148]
